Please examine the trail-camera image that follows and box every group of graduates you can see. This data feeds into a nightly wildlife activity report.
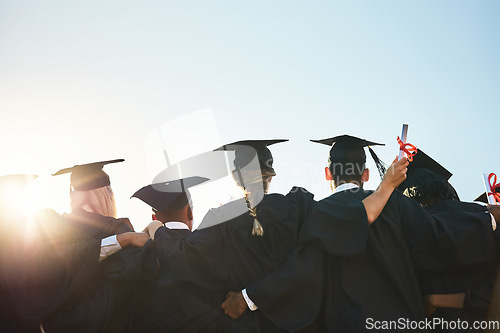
[0,134,500,333]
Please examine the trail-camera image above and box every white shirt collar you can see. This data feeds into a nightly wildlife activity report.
[334,183,360,194]
[164,221,190,230]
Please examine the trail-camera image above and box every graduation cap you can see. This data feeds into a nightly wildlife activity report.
[311,135,386,179]
[215,139,288,176]
[405,149,452,182]
[52,159,124,191]
[132,176,209,211]
[475,174,500,204]
[475,189,499,204]
[397,149,459,204]
[398,149,452,192]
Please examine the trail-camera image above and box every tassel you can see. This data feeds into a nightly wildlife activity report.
[368,146,387,180]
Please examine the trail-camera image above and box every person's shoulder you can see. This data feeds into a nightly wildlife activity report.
[426,199,487,214]
[114,217,134,231]
[32,208,66,238]
[321,188,372,204]
[388,189,413,204]
[257,193,290,222]
[197,198,248,230]
[457,200,487,212]
[285,186,315,201]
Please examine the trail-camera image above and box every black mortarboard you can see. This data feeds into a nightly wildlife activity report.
[215,139,288,176]
[132,176,209,211]
[397,149,459,204]
[475,189,500,204]
[475,175,500,203]
[311,135,386,178]
[52,159,124,191]
[404,149,452,182]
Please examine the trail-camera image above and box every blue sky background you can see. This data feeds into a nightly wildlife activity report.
[1,1,499,229]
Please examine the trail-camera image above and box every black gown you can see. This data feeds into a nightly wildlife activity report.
[462,214,500,326]
[247,188,497,332]
[148,187,325,332]
[0,212,41,332]
[4,208,158,333]
[314,189,497,332]
[418,199,492,322]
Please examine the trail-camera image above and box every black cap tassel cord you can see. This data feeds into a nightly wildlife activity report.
[368,146,387,180]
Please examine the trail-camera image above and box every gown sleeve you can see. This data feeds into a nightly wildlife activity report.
[6,235,102,327]
[153,226,227,290]
[395,193,496,272]
[245,245,325,332]
[298,198,370,257]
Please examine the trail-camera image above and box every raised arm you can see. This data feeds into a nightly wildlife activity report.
[362,157,408,224]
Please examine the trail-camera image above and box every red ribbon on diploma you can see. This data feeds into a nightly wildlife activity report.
[397,137,418,162]
[488,173,500,204]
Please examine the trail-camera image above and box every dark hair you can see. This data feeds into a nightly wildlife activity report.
[400,168,459,207]
[328,146,386,186]
[154,204,191,223]
[329,161,366,186]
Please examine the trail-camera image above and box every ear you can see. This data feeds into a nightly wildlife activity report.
[186,206,194,231]
[361,168,370,183]
[325,166,333,181]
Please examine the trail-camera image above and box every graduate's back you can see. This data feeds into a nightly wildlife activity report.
[300,188,496,332]
[151,187,316,332]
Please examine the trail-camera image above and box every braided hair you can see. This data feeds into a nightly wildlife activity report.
[232,168,271,236]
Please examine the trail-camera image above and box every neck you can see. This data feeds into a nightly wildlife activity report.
[333,180,363,190]
[155,210,192,230]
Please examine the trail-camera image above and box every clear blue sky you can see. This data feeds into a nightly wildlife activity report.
[1,0,499,229]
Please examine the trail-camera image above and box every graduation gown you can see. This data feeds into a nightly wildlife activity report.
[0,213,41,333]
[418,199,492,321]
[149,187,318,332]
[303,188,496,332]
[245,193,370,332]
[462,222,500,325]
[5,208,157,333]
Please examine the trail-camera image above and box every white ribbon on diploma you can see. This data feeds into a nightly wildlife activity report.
[482,173,498,205]
[398,124,409,161]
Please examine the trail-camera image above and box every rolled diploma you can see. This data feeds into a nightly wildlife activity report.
[398,124,409,161]
[483,173,497,205]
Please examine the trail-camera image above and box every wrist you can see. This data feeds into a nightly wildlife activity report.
[242,289,258,311]
[378,178,395,193]
[116,232,130,247]
[428,294,438,307]
[430,294,463,309]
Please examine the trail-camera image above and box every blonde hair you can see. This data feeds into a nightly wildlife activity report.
[70,185,117,218]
